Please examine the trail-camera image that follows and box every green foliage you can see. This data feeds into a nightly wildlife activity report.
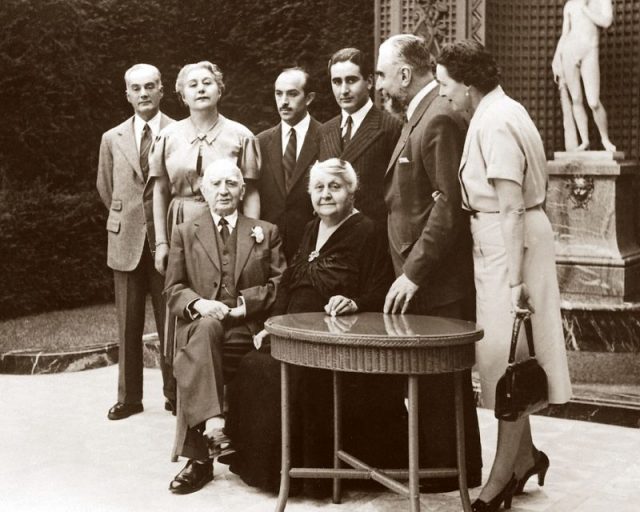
[0,0,373,318]
[0,186,112,319]
[0,0,373,189]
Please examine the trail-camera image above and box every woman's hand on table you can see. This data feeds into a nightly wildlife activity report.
[253,329,269,350]
[324,295,358,317]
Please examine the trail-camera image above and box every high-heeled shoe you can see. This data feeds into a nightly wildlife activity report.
[515,450,549,494]
[471,474,518,512]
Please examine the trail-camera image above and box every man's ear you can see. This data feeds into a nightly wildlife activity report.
[366,74,373,90]
[158,84,164,98]
[305,91,316,106]
[400,66,412,87]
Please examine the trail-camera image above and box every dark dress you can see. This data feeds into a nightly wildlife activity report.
[224,212,408,495]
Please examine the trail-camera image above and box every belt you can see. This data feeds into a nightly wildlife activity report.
[464,204,542,218]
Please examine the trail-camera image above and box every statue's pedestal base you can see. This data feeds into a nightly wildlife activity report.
[547,152,640,389]
[547,151,640,304]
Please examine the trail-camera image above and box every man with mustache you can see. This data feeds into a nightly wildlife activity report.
[318,47,402,228]
[97,63,176,421]
[256,67,320,263]
[376,34,482,492]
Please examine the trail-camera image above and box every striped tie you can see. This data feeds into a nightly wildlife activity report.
[139,123,152,180]
[283,127,297,187]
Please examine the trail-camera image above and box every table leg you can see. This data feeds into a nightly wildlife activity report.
[408,375,420,512]
[455,372,472,512]
[332,371,342,504]
[275,362,291,512]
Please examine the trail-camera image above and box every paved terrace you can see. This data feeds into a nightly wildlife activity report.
[2,365,639,512]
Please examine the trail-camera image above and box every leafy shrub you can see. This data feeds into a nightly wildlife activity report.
[0,186,112,319]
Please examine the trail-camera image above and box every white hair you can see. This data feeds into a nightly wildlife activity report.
[124,63,162,87]
[308,158,358,195]
[201,159,244,186]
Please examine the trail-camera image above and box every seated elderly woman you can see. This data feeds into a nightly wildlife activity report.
[222,158,407,495]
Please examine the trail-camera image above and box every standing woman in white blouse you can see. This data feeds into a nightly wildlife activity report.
[436,40,572,512]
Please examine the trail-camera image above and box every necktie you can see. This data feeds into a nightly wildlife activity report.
[283,127,297,186]
[342,115,353,147]
[219,217,230,245]
[139,123,152,180]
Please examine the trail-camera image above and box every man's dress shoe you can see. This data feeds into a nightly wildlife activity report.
[169,460,214,494]
[164,398,176,416]
[107,402,143,420]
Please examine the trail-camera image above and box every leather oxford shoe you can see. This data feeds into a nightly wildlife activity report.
[169,460,213,494]
[107,402,143,420]
[164,398,176,416]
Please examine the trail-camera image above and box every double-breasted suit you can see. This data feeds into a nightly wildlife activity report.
[165,212,286,460]
[384,87,482,489]
[97,113,175,405]
[319,105,402,227]
[257,118,320,263]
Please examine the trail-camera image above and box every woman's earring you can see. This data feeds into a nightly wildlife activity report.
[465,89,470,97]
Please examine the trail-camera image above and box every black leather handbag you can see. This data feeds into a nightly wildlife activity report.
[494,313,549,421]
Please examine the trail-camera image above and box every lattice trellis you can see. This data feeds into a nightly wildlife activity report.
[376,0,459,44]
[485,0,640,159]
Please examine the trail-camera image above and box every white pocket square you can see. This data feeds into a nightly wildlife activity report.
[399,156,410,164]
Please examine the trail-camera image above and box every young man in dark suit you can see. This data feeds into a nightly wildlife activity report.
[319,47,402,227]
[257,67,320,263]
[376,34,482,492]
[97,63,175,420]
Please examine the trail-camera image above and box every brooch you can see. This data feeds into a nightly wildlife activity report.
[308,250,320,262]
[251,226,264,243]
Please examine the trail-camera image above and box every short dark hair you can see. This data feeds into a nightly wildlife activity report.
[437,40,500,94]
[279,66,313,94]
[327,47,372,79]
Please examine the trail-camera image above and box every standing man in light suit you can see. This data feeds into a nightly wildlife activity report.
[257,67,320,263]
[376,35,482,492]
[97,63,175,420]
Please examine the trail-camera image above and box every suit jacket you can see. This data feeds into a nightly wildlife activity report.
[164,212,286,345]
[97,113,174,271]
[319,105,402,226]
[257,117,320,263]
[384,88,473,310]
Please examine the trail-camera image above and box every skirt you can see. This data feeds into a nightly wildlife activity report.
[471,208,572,409]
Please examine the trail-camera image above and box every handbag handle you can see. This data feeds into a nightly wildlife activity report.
[508,313,536,364]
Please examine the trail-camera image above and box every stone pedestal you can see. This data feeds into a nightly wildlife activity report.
[547,152,640,382]
[547,151,640,305]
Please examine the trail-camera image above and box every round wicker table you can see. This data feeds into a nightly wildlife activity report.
[265,312,483,512]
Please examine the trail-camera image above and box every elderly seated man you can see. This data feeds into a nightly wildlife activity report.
[164,158,286,494]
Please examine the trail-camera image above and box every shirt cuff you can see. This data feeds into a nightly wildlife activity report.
[185,299,201,321]
[236,296,246,318]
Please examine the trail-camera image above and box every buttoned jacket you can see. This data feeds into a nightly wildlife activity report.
[257,117,320,262]
[319,105,401,226]
[164,212,286,342]
[384,89,473,309]
[97,113,174,271]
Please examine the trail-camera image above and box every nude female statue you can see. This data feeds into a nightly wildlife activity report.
[552,0,616,152]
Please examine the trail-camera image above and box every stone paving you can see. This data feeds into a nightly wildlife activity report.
[2,365,639,512]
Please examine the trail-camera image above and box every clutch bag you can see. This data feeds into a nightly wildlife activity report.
[494,313,549,421]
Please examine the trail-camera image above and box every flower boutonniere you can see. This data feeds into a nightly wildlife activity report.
[308,249,320,262]
[251,226,264,244]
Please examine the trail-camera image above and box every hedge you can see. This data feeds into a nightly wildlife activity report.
[0,0,374,318]
[0,186,112,319]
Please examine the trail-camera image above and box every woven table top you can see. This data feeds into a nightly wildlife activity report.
[266,313,483,374]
